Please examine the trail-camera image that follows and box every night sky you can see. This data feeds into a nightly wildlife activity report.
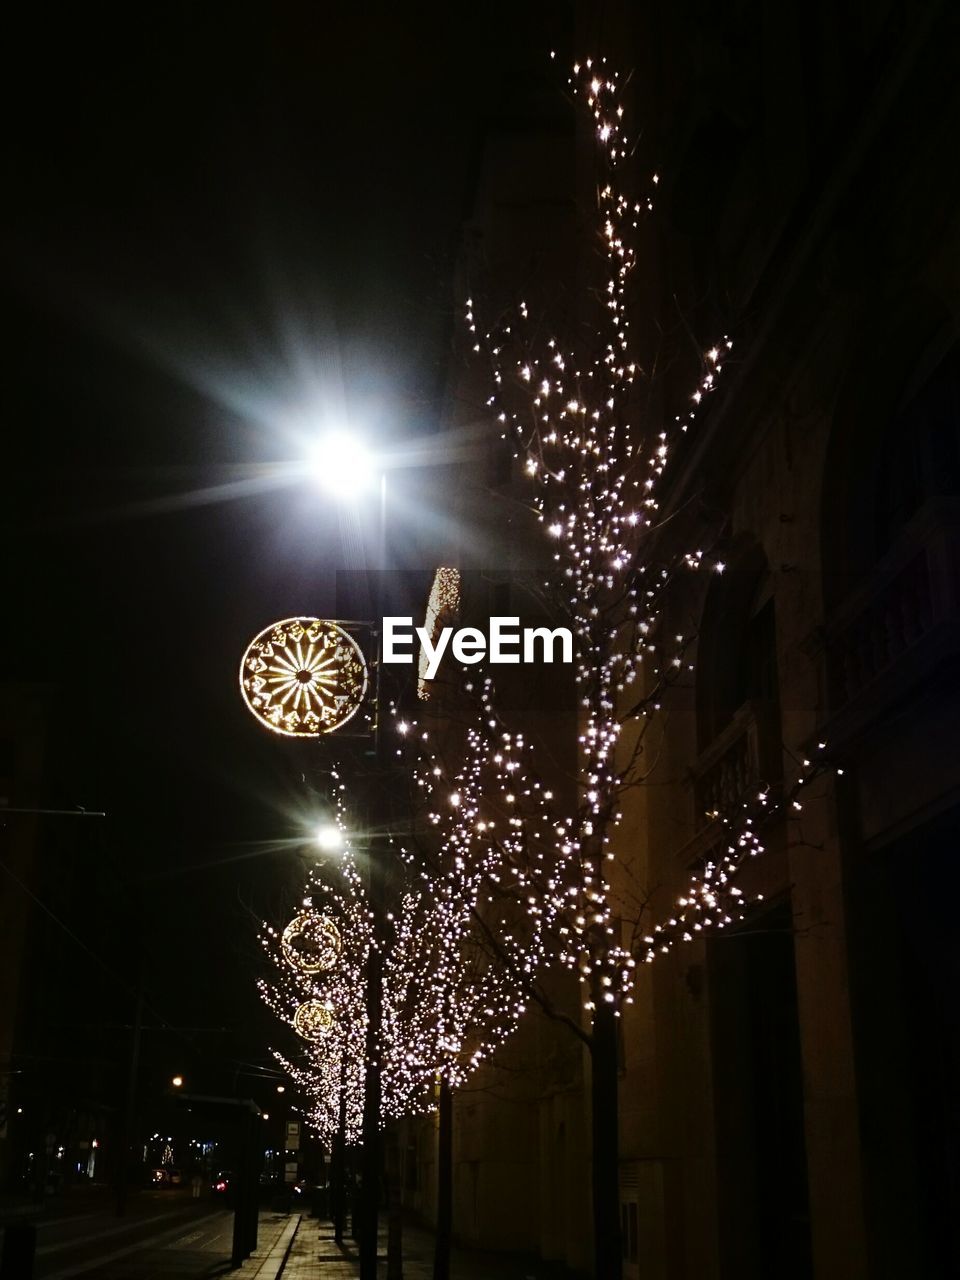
[1,4,572,1090]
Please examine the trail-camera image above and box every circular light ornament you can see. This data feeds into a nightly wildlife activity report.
[281,912,342,974]
[240,617,368,737]
[293,1000,334,1041]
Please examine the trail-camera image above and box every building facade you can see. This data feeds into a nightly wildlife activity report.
[404,2,960,1278]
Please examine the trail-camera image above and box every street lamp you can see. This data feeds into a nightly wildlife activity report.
[306,431,389,1280]
[242,429,391,1280]
[308,431,387,571]
[171,1075,184,1089]
[316,823,344,853]
[307,431,376,497]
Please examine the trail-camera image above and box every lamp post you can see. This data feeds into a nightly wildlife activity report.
[241,431,391,1280]
[310,434,389,1280]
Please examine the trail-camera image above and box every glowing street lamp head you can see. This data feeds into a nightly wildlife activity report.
[309,432,374,497]
[171,1075,183,1089]
[316,824,344,853]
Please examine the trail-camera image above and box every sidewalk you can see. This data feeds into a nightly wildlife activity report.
[277,1216,582,1280]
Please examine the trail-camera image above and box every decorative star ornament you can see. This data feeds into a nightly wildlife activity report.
[239,617,368,737]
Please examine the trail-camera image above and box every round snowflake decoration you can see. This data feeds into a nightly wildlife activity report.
[293,1000,334,1041]
[281,912,342,974]
[239,617,368,737]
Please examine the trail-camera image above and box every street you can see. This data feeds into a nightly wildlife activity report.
[1,1190,292,1278]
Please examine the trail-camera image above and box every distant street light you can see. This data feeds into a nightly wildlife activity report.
[262,1112,270,1121]
[276,1085,285,1094]
[171,1075,184,1089]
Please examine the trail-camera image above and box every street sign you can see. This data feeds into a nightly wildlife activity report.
[285,1119,301,1151]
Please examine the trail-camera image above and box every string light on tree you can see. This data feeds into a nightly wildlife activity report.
[421,56,842,1280]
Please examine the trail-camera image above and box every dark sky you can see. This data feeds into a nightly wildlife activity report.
[1,3,573,1090]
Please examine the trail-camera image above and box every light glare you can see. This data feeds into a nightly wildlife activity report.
[308,432,374,496]
[316,824,344,853]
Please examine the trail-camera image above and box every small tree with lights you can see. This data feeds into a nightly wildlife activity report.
[259,785,544,1275]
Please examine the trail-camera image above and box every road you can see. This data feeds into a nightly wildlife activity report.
[0,1189,289,1278]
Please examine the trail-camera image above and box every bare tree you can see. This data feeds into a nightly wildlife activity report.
[391,58,836,1280]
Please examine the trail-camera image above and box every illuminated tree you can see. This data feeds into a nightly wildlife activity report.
[259,854,371,1151]
[399,59,836,1280]
[258,771,541,1270]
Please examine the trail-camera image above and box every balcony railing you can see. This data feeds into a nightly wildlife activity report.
[691,699,782,830]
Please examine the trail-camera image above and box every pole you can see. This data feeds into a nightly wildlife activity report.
[359,853,383,1280]
[433,1078,453,1280]
[359,466,389,1280]
[115,983,144,1217]
[590,1002,622,1280]
[386,1126,403,1280]
[333,1053,347,1243]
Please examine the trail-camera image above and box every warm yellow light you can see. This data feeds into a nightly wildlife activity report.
[276,1085,285,1094]
[239,618,368,737]
[293,1000,334,1041]
[282,911,342,972]
[171,1076,184,1088]
[418,568,461,699]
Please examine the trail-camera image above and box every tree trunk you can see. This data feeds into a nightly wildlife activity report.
[386,1127,403,1279]
[359,941,383,1280]
[591,1003,622,1280]
[332,1056,347,1244]
[432,1078,453,1280]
